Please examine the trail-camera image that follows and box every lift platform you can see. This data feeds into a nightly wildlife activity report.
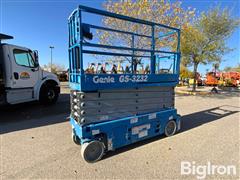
[68,5,181,163]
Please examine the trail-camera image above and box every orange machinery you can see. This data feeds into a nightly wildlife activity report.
[220,72,240,87]
[205,72,220,86]
[206,71,240,87]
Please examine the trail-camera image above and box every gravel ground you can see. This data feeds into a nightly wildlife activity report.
[0,84,239,179]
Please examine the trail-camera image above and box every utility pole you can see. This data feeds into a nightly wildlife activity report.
[49,46,54,72]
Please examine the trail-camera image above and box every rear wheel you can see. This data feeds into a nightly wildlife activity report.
[72,130,80,145]
[39,83,59,105]
[81,141,104,163]
[164,120,177,137]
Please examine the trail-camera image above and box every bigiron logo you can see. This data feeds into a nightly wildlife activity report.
[181,161,237,179]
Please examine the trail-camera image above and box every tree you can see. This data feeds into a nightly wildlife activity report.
[224,64,240,72]
[181,7,239,91]
[99,0,195,67]
[232,64,240,72]
[212,63,220,72]
[223,66,232,72]
[180,64,193,79]
[42,63,66,74]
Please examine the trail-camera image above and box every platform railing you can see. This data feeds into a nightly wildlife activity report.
[68,5,181,91]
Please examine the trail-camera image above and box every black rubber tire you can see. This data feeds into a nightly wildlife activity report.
[72,130,80,145]
[164,120,177,137]
[81,141,104,163]
[39,84,59,105]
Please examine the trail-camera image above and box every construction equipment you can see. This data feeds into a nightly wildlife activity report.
[206,71,240,87]
[0,33,60,105]
[218,72,240,87]
[189,72,203,86]
[68,5,181,163]
[205,72,220,86]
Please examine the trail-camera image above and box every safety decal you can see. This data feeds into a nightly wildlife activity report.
[130,117,138,124]
[92,129,100,135]
[149,113,157,120]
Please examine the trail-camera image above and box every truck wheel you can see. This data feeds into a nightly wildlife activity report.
[72,130,80,145]
[164,120,177,137]
[81,141,104,163]
[39,83,59,105]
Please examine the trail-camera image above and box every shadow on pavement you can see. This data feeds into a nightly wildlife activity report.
[180,105,239,132]
[102,105,239,161]
[0,93,70,134]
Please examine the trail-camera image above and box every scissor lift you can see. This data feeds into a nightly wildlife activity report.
[68,5,181,163]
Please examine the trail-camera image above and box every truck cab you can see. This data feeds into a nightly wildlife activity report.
[0,33,60,105]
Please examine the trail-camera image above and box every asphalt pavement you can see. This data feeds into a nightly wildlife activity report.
[0,85,239,179]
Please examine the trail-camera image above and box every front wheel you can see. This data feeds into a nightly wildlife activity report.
[81,141,105,163]
[39,83,59,105]
[164,120,177,137]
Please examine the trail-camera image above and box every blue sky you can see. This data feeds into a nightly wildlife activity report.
[0,0,239,75]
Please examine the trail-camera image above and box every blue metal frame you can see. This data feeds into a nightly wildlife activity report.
[71,108,181,149]
[69,74,178,91]
[68,5,181,92]
[68,6,182,160]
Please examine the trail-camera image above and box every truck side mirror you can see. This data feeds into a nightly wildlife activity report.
[33,50,39,67]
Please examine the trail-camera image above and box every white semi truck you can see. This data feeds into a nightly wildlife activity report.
[0,33,60,105]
